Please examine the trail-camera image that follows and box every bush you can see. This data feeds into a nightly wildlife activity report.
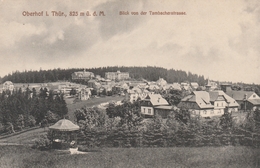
[32,134,51,150]
[26,115,36,127]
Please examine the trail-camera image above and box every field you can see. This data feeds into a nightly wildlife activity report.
[66,96,124,121]
[0,145,259,168]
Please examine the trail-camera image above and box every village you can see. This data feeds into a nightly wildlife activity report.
[2,0,260,166]
[1,69,259,120]
[0,68,260,167]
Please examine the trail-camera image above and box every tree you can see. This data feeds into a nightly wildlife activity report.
[16,114,25,130]
[175,108,190,124]
[166,111,181,133]
[74,107,107,130]
[219,107,232,130]
[163,90,183,105]
[70,88,77,96]
[46,111,59,123]
[106,101,143,130]
[25,115,36,127]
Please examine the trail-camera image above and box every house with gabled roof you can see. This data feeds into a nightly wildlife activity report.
[226,90,260,111]
[125,87,150,103]
[178,91,214,118]
[209,90,239,114]
[141,94,174,118]
[178,91,239,118]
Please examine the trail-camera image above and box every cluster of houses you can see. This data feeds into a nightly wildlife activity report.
[1,69,260,120]
[140,82,260,119]
[0,80,93,101]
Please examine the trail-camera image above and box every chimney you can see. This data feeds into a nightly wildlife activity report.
[244,94,247,100]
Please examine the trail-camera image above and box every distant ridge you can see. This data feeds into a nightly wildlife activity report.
[1,66,207,85]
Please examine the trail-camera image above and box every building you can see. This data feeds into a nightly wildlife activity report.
[178,91,239,118]
[141,94,174,118]
[205,79,218,91]
[209,90,239,113]
[220,83,232,93]
[71,70,94,81]
[190,82,199,90]
[125,87,150,103]
[156,78,167,87]
[87,79,97,88]
[181,82,191,91]
[226,90,260,111]
[105,71,129,81]
[2,81,14,91]
[78,88,92,100]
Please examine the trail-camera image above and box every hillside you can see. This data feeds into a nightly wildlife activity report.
[1,66,206,85]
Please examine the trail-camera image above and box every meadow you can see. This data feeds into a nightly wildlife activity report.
[0,145,259,168]
[66,96,123,121]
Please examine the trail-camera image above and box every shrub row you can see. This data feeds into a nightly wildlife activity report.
[77,128,260,148]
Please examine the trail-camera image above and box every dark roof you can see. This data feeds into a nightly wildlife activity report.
[226,91,255,101]
[180,91,213,109]
[209,90,239,107]
[247,99,260,105]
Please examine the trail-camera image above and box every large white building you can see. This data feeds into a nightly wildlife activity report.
[105,71,129,81]
[71,70,94,81]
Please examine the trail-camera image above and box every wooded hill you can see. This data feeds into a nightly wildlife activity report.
[1,66,206,85]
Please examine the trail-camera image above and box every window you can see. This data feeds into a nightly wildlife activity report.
[204,110,207,114]
[143,108,146,113]
[217,103,218,107]
[211,110,214,114]
[148,109,151,114]
[253,95,256,98]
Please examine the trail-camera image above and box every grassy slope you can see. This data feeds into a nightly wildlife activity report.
[66,96,124,121]
[0,96,123,145]
[0,145,259,168]
[0,128,47,145]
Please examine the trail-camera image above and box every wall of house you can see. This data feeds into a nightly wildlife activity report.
[141,106,154,116]
[214,100,226,109]
[190,109,223,118]
[228,107,238,112]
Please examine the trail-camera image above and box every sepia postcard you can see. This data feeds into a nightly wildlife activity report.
[0,0,260,167]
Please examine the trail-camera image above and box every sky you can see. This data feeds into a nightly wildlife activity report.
[0,0,260,84]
